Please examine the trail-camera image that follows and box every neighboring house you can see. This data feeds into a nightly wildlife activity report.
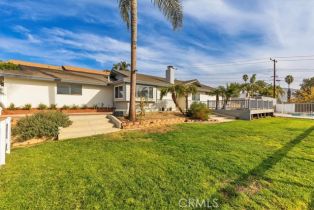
[0,60,214,114]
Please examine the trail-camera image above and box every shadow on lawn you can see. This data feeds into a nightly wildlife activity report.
[217,126,314,203]
[309,191,314,209]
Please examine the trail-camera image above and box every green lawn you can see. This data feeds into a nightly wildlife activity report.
[0,118,313,209]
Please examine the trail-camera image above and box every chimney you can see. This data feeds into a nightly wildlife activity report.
[166,66,175,84]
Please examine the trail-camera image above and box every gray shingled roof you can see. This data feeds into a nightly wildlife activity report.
[112,70,214,92]
[0,65,109,86]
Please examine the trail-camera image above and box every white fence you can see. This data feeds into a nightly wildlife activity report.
[276,103,314,114]
[0,117,11,166]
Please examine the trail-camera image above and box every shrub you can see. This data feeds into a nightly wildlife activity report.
[38,103,47,110]
[49,104,57,110]
[81,104,88,109]
[187,102,211,121]
[62,105,70,110]
[12,111,72,141]
[70,104,79,110]
[23,104,32,110]
[0,62,21,70]
[8,103,16,110]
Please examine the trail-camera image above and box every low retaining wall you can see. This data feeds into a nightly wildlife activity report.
[107,115,122,129]
[215,109,274,120]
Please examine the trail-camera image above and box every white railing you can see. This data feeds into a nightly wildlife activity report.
[207,99,274,110]
[0,117,11,166]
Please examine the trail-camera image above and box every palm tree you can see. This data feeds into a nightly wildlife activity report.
[210,87,224,110]
[118,0,183,121]
[112,61,131,71]
[220,83,241,109]
[285,75,294,102]
[182,84,197,113]
[160,84,185,114]
[243,74,249,83]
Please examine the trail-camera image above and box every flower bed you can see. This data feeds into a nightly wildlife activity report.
[121,117,187,129]
[119,112,218,129]
[3,108,114,115]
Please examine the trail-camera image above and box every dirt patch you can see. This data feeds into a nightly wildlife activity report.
[12,138,52,148]
[236,180,262,195]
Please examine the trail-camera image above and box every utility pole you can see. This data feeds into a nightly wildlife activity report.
[270,58,278,98]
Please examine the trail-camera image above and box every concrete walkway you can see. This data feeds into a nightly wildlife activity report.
[59,115,120,140]
[210,115,236,123]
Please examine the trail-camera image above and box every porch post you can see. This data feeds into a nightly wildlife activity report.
[5,117,11,154]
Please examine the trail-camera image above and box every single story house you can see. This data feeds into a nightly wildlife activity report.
[0,60,215,114]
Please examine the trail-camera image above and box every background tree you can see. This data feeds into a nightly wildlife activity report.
[220,83,241,109]
[294,77,314,102]
[160,84,185,114]
[210,86,224,110]
[242,74,249,83]
[118,0,183,121]
[285,75,294,102]
[112,61,131,71]
[241,74,257,97]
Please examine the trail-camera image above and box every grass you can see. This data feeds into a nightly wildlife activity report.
[0,118,313,209]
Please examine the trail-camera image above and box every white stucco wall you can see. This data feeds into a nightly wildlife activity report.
[4,78,55,108]
[178,92,217,111]
[3,78,113,108]
[56,84,113,108]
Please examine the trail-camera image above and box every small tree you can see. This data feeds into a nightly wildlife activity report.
[285,75,294,102]
[210,87,224,110]
[182,84,197,113]
[220,83,241,109]
[160,84,185,114]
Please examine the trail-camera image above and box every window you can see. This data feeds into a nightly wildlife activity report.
[136,85,154,99]
[57,83,82,95]
[192,93,200,101]
[115,86,124,99]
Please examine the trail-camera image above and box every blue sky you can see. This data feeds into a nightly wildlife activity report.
[0,0,313,88]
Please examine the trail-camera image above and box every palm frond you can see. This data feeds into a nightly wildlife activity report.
[152,0,183,30]
[160,87,169,99]
[118,0,131,29]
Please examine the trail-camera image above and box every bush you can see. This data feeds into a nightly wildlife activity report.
[8,103,16,110]
[0,62,21,70]
[12,111,72,141]
[49,104,57,110]
[23,104,32,110]
[70,104,79,110]
[81,104,88,109]
[62,105,70,110]
[187,102,211,121]
[38,103,47,110]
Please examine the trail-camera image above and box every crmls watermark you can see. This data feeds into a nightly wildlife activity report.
[178,198,219,209]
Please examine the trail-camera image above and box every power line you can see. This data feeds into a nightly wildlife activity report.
[275,55,314,59]
[279,58,314,62]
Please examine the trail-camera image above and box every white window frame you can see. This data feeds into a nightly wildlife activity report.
[136,85,154,99]
[192,93,200,101]
[115,86,124,99]
[57,83,82,95]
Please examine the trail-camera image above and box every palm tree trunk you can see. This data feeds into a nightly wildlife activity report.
[129,0,137,122]
[215,94,219,110]
[287,84,291,103]
[172,93,184,114]
[185,95,189,113]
